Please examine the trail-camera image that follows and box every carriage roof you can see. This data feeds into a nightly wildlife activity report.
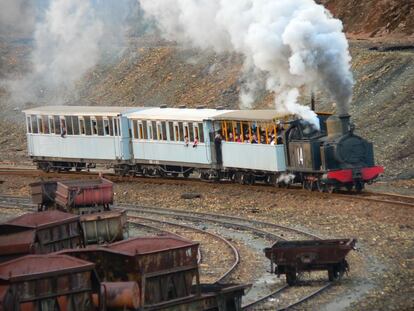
[23,106,144,117]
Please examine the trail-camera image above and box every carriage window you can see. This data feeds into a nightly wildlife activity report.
[142,121,148,139]
[188,122,194,141]
[79,118,86,135]
[157,123,163,140]
[194,125,199,142]
[161,122,167,141]
[37,116,44,133]
[49,117,55,134]
[31,116,38,133]
[183,124,189,142]
[174,124,180,141]
[108,117,114,136]
[72,116,79,135]
[42,116,49,134]
[104,119,110,136]
[168,122,174,141]
[178,122,184,142]
[148,122,153,140]
[132,120,138,139]
[26,116,32,133]
[198,123,204,142]
[91,118,98,135]
[152,121,157,140]
[54,116,60,135]
[60,118,67,136]
[113,118,119,136]
[65,116,73,135]
[84,116,91,135]
[137,123,142,139]
[96,117,104,136]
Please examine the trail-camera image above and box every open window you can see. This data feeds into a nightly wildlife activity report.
[198,123,204,143]
[72,116,79,135]
[113,118,119,136]
[168,122,174,141]
[37,116,44,134]
[31,115,38,134]
[60,117,67,136]
[54,116,60,135]
[148,121,153,140]
[26,116,32,133]
[48,116,55,135]
[188,122,194,141]
[65,116,73,135]
[96,117,104,136]
[132,120,138,139]
[156,122,163,140]
[91,117,98,135]
[42,116,49,134]
[142,121,148,139]
[161,122,167,141]
[79,117,86,135]
[178,122,184,142]
[174,122,180,141]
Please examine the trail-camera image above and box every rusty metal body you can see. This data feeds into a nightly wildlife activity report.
[80,208,128,245]
[0,211,84,262]
[60,235,200,308]
[0,254,98,311]
[55,178,113,211]
[30,180,58,210]
[264,238,356,285]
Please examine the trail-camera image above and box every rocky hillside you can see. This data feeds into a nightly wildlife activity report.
[319,0,414,38]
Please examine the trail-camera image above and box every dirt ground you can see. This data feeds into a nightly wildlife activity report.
[0,175,413,310]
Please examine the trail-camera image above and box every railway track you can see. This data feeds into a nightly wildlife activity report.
[1,166,413,207]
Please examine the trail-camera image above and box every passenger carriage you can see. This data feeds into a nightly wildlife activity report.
[23,106,143,172]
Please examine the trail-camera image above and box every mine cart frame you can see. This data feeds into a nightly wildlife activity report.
[264,238,356,285]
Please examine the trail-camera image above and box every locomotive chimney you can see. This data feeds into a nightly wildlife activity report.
[338,114,350,135]
[311,92,315,111]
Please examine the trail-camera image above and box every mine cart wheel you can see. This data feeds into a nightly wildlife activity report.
[328,266,342,281]
[286,268,297,286]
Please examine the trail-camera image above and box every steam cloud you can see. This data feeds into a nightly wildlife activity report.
[3,0,133,106]
[140,0,354,127]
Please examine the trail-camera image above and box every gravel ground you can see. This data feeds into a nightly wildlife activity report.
[0,175,413,310]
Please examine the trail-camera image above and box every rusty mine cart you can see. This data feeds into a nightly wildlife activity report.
[264,238,357,285]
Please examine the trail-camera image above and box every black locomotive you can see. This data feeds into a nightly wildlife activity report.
[284,113,383,192]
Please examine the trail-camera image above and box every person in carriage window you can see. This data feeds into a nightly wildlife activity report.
[60,119,67,138]
[251,134,258,144]
[214,132,223,164]
[193,136,199,148]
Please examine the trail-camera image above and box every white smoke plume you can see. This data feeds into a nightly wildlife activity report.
[0,0,36,37]
[3,0,134,106]
[140,0,354,127]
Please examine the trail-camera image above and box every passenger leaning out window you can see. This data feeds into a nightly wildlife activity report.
[193,136,199,148]
[184,135,189,147]
[60,120,67,138]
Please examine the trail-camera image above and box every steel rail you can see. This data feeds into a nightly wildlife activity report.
[120,203,321,240]
[276,282,332,311]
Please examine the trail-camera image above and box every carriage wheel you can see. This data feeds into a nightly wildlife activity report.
[345,184,353,192]
[355,181,364,193]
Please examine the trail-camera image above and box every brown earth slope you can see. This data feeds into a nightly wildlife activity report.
[319,0,414,39]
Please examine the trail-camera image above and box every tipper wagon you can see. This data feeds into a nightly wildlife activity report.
[264,238,356,285]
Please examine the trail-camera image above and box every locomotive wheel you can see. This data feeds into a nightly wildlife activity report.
[327,185,336,194]
[355,181,364,193]
[345,184,353,191]
[316,181,325,192]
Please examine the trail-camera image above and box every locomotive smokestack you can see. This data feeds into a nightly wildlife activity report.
[339,114,350,135]
[311,92,315,111]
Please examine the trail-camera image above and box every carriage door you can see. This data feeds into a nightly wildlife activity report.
[113,117,121,159]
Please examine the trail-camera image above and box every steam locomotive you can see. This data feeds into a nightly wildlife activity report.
[285,113,383,192]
